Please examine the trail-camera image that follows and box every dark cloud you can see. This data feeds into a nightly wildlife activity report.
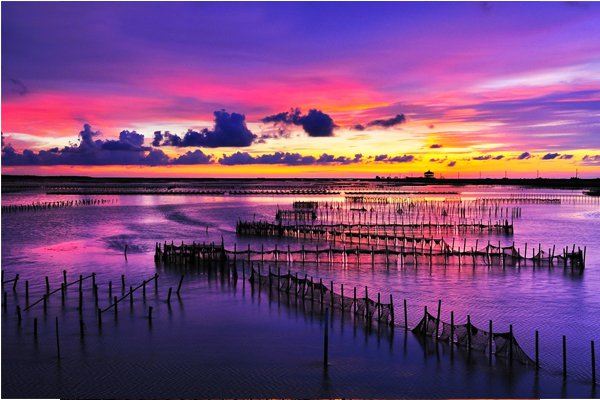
[152,131,163,147]
[448,161,457,167]
[559,154,574,159]
[153,110,256,147]
[218,151,362,166]
[542,152,560,160]
[429,157,447,163]
[352,124,366,131]
[430,144,442,149]
[171,150,213,165]
[374,154,415,163]
[1,124,214,166]
[581,155,600,165]
[473,154,504,161]
[517,151,532,160]
[101,130,147,151]
[261,108,336,137]
[366,114,406,128]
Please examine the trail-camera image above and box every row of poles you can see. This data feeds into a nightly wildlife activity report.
[1,198,116,214]
[2,270,187,360]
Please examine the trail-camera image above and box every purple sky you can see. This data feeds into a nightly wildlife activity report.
[2,2,600,177]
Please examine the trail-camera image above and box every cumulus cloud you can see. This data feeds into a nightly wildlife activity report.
[153,110,256,147]
[373,154,415,163]
[218,151,362,166]
[1,124,214,166]
[366,114,406,128]
[171,150,213,165]
[261,108,336,137]
[102,130,147,151]
[542,152,560,160]
[517,151,532,160]
[473,154,504,161]
[581,155,600,165]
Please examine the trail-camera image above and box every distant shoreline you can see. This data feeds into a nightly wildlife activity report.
[2,174,599,189]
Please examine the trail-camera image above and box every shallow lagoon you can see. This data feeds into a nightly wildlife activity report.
[2,183,599,398]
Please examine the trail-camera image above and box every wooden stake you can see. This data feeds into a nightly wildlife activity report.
[467,315,471,351]
[509,324,513,364]
[404,298,408,330]
[167,287,172,304]
[592,340,596,386]
[450,311,454,346]
[33,317,38,338]
[563,335,567,378]
[535,330,539,369]
[55,317,61,360]
[177,275,184,295]
[436,299,441,339]
[324,307,329,369]
[489,320,493,362]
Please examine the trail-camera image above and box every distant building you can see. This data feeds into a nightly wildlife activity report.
[424,170,435,179]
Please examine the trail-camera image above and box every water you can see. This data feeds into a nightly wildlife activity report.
[2,182,599,398]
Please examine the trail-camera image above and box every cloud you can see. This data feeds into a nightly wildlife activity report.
[542,152,560,160]
[171,150,213,165]
[473,154,504,161]
[153,110,257,147]
[1,124,214,166]
[366,114,406,128]
[152,131,163,147]
[101,130,147,151]
[374,154,415,163]
[559,154,574,159]
[430,144,443,149]
[581,155,600,165]
[352,124,366,131]
[218,151,362,166]
[517,151,532,160]
[448,161,457,167]
[261,108,336,137]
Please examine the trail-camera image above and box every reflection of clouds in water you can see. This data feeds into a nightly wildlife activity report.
[103,234,151,253]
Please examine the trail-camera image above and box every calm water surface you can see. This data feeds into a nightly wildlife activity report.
[2,184,599,398]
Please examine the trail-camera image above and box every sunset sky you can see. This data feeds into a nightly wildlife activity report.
[2,2,600,178]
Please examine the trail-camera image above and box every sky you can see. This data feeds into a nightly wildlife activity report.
[2,1,600,178]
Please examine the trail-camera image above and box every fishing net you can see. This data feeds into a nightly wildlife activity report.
[412,312,535,366]
[493,332,535,366]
